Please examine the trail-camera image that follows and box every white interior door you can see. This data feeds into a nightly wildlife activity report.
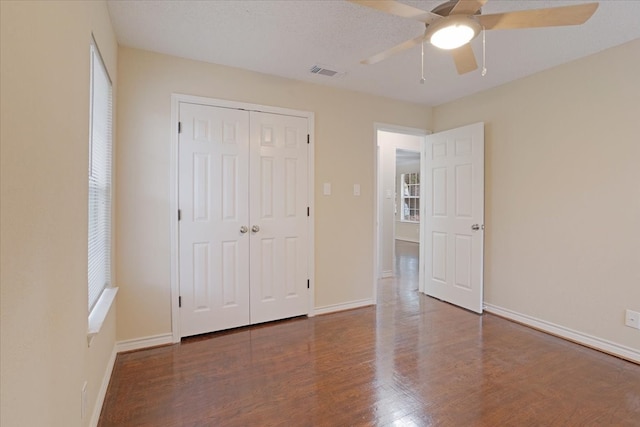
[249,112,309,324]
[178,103,251,337]
[423,122,484,313]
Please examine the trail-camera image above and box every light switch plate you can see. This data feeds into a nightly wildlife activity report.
[323,183,331,196]
[353,184,360,196]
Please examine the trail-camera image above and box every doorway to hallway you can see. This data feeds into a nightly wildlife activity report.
[374,125,426,305]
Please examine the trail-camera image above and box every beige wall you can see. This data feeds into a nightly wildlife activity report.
[434,39,640,351]
[0,1,118,426]
[116,47,432,340]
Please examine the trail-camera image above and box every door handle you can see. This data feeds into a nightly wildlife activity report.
[251,225,260,233]
[471,224,483,231]
[240,226,248,234]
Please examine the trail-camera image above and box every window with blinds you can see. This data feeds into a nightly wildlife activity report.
[400,172,420,223]
[88,40,112,312]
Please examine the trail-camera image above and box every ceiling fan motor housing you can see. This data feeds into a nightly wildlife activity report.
[431,0,483,17]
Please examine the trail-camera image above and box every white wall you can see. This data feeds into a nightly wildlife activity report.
[433,39,640,356]
[115,47,433,340]
[378,131,423,277]
[0,1,118,426]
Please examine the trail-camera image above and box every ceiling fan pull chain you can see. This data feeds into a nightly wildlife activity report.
[420,40,425,84]
[481,27,487,77]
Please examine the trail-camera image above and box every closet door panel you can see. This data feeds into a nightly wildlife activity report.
[249,112,309,324]
[178,103,250,337]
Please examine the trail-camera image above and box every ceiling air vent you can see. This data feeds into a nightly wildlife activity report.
[309,64,345,78]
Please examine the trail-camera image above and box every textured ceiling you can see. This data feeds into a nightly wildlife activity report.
[107,0,640,106]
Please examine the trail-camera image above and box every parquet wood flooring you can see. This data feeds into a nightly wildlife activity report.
[99,241,640,426]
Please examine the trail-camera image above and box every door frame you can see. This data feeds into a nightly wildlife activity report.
[170,94,315,343]
[373,123,428,303]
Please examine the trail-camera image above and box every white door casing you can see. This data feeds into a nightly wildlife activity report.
[249,112,309,324]
[423,122,484,313]
[178,101,311,337]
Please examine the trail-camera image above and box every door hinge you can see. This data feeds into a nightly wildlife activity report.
[178,209,181,221]
[307,207,310,217]
[307,134,310,144]
[178,296,182,307]
[307,280,310,289]
[178,121,182,134]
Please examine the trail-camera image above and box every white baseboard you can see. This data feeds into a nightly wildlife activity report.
[89,345,117,427]
[381,270,393,278]
[115,333,174,353]
[484,303,640,364]
[314,298,375,316]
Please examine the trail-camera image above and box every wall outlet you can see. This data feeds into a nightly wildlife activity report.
[625,309,640,329]
[81,381,88,420]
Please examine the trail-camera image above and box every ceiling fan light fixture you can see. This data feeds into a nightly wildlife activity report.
[426,16,481,51]
[430,23,476,49]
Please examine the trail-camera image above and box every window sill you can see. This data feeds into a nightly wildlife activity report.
[87,287,118,347]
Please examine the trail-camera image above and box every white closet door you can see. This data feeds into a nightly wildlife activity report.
[249,111,309,324]
[423,122,484,313]
[178,103,250,337]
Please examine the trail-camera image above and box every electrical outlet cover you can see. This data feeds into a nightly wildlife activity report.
[625,309,640,329]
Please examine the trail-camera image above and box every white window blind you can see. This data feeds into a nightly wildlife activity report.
[88,41,113,312]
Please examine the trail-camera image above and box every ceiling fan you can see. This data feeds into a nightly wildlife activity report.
[350,0,599,74]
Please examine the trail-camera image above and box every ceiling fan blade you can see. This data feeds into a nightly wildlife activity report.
[450,0,487,16]
[452,43,478,74]
[361,33,426,65]
[478,3,599,30]
[348,0,440,24]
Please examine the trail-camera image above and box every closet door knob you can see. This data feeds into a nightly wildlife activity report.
[240,226,248,234]
[251,225,260,233]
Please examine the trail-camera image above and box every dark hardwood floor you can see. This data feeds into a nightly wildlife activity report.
[99,240,640,426]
